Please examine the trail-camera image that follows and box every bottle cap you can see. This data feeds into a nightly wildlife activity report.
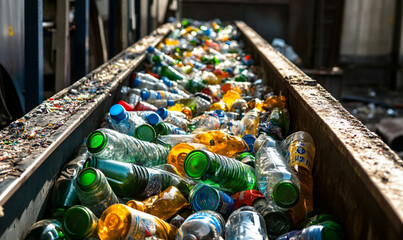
[141,89,149,100]
[147,46,155,53]
[62,206,94,238]
[167,100,175,107]
[161,76,172,87]
[213,109,225,117]
[191,185,220,212]
[171,89,179,94]
[242,134,256,152]
[134,124,157,142]
[76,168,100,191]
[132,78,141,87]
[86,130,107,153]
[153,122,169,135]
[184,150,210,179]
[146,112,162,125]
[320,221,345,240]
[156,108,169,119]
[272,180,300,208]
[118,100,134,111]
[156,92,162,99]
[109,104,127,122]
[264,211,293,237]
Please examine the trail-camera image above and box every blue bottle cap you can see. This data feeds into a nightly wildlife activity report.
[170,89,178,94]
[156,108,169,119]
[109,104,127,122]
[242,134,256,152]
[167,100,175,107]
[141,89,149,100]
[147,46,155,53]
[225,40,231,45]
[156,92,162,99]
[213,110,225,117]
[205,28,212,36]
[208,113,218,118]
[161,76,172,87]
[132,78,141,87]
[226,68,233,74]
[146,113,162,125]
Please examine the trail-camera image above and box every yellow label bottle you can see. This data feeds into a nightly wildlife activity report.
[97,204,177,240]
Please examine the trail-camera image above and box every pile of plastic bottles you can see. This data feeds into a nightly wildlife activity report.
[24,19,345,240]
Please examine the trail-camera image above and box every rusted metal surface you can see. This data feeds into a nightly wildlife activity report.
[236,21,403,239]
[0,23,173,240]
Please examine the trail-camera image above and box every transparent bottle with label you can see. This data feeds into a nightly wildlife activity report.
[175,211,225,240]
[156,108,190,131]
[98,204,178,240]
[253,133,300,209]
[86,128,169,167]
[280,131,316,224]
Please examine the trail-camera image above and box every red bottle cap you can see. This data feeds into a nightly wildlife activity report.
[118,100,135,111]
[134,101,158,112]
[231,190,265,209]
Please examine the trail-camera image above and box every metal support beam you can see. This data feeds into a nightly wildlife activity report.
[108,0,118,59]
[75,0,89,80]
[24,0,43,112]
[55,0,70,92]
[391,0,402,89]
[147,0,153,34]
[135,0,141,41]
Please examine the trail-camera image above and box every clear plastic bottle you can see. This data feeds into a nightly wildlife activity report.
[191,114,221,133]
[156,108,190,131]
[221,81,252,95]
[167,142,208,176]
[175,211,225,240]
[189,183,235,219]
[276,221,345,240]
[85,158,194,199]
[74,167,119,217]
[126,186,190,220]
[98,204,178,240]
[183,149,256,193]
[108,104,157,142]
[135,100,158,111]
[133,77,168,91]
[146,99,176,109]
[230,99,248,115]
[240,108,259,136]
[154,122,187,135]
[225,206,269,240]
[251,198,293,239]
[62,205,99,239]
[280,131,316,224]
[253,133,300,209]
[148,46,178,66]
[24,219,67,240]
[86,128,169,167]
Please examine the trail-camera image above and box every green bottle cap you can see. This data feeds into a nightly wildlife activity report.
[62,206,95,238]
[134,124,157,142]
[153,122,169,135]
[272,180,299,208]
[77,168,100,191]
[184,150,210,179]
[320,221,345,240]
[86,130,107,153]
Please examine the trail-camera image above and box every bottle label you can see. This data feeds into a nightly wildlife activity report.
[286,142,314,171]
[184,212,223,236]
[126,213,157,240]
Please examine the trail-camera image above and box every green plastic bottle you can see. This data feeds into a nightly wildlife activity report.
[86,128,169,167]
[74,167,119,217]
[183,149,256,193]
[85,158,194,199]
[62,205,98,239]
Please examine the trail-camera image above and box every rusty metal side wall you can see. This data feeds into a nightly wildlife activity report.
[236,21,403,240]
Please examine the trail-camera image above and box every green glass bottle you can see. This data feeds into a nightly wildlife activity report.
[74,167,119,217]
[183,149,256,193]
[237,152,256,168]
[85,158,194,199]
[158,64,185,80]
[62,205,98,239]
